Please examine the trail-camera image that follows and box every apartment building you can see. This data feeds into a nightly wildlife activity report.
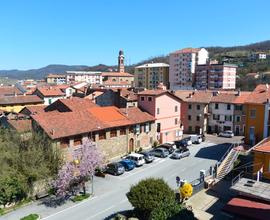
[134,63,169,89]
[208,93,236,133]
[31,98,156,161]
[175,90,212,134]
[138,89,182,144]
[196,63,237,90]
[46,74,66,85]
[169,48,208,90]
[66,71,102,84]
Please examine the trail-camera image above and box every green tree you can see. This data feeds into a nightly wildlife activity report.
[126,178,175,219]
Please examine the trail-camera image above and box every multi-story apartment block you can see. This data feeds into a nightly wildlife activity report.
[66,71,102,84]
[46,74,67,85]
[196,63,237,90]
[138,89,183,144]
[169,48,209,90]
[175,90,212,134]
[134,63,169,89]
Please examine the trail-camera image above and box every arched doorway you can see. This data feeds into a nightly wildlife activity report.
[129,138,134,153]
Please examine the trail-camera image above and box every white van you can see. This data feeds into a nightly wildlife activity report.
[189,135,202,144]
[125,153,146,166]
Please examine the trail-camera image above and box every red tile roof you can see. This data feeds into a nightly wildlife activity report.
[7,119,32,133]
[252,137,270,153]
[174,90,213,103]
[101,72,133,77]
[57,98,98,111]
[20,105,47,115]
[35,87,65,97]
[119,89,138,101]
[32,99,154,139]
[223,197,270,220]
[210,93,237,103]
[0,95,43,105]
[233,92,251,104]
[0,86,23,96]
[245,84,270,104]
[138,89,167,96]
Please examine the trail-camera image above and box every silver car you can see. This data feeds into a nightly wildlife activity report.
[151,148,169,158]
[171,148,190,159]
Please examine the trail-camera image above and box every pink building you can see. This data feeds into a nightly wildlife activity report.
[196,63,237,90]
[138,89,183,144]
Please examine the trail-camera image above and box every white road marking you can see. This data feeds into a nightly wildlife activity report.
[87,205,115,220]
[42,196,98,219]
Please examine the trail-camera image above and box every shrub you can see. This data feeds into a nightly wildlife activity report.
[71,193,90,202]
[0,208,4,216]
[127,178,175,219]
[169,208,197,220]
[149,200,182,220]
[20,213,39,220]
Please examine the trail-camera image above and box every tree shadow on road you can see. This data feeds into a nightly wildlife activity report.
[194,143,231,161]
[38,195,70,208]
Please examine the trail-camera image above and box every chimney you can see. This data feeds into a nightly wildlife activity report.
[50,129,55,136]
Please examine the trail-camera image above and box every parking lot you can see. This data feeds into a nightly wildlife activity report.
[3,135,242,220]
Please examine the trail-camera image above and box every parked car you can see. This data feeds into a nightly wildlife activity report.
[140,151,155,163]
[189,134,202,144]
[219,130,234,138]
[119,159,135,171]
[171,148,190,159]
[106,162,125,175]
[151,148,169,158]
[125,153,146,166]
[158,143,175,154]
[175,139,189,148]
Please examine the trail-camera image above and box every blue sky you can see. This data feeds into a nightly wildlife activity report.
[0,0,269,70]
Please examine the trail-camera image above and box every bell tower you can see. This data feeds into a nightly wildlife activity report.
[118,50,125,73]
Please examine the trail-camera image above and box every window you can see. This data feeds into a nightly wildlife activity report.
[188,115,191,120]
[49,98,52,105]
[215,103,219,109]
[110,129,117,138]
[235,105,243,111]
[196,116,200,121]
[157,123,161,132]
[135,124,140,134]
[175,106,178,112]
[213,114,220,120]
[60,138,69,148]
[227,104,231,110]
[148,97,152,101]
[235,116,241,122]
[129,127,133,134]
[145,123,150,133]
[250,109,256,118]
[99,131,106,140]
[188,104,192,110]
[188,126,192,132]
[225,115,232,121]
[197,105,200,110]
[120,128,126,135]
[157,108,160,115]
[140,96,145,101]
[175,118,178,125]
[74,136,82,146]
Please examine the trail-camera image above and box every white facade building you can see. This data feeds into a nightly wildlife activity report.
[66,71,102,85]
[169,48,208,90]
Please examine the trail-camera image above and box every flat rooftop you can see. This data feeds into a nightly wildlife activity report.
[231,178,270,202]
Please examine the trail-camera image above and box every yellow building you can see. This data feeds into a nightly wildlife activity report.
[0,95,44,113]
[245,84,270,145]
[134,63,169,89]
[252,137,270,180]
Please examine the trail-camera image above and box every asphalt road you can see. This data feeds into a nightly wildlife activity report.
[2,136,240,220]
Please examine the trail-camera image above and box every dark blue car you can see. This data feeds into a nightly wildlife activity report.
[119,159,135,171]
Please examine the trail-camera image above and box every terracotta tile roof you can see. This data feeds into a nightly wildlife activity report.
[119,89,138,101]
[138,89,167,96]
[0,95,43,105]
[171,48,201,54]
[35,87,65,97]
[20,105,46,115]
[245,84,270,104]
[101,72,133,77]
[223,197,270,220]
[119,107,155,124]
[7,119,32,133]
[57,98,98,111]
[0,86,23,96]
[210,93,237,103]
[33,106,154,139]
[174,90,212,103]
[252,137,270,153]
[233,92,252,104]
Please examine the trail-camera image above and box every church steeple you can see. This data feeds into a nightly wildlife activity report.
[118,50,125,73]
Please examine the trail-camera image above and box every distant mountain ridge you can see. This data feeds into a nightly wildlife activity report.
[0,40,269,80]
